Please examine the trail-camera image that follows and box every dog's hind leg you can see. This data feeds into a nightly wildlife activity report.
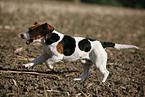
[74,62,93,81]
[90,41,109,82]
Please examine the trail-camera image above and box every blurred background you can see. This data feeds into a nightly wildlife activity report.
[0,0,145,96]
[63,0,145,9]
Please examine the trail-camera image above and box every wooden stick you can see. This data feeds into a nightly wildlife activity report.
[17,57,35,61]
[46,90,60,93]
[0,70,61,79]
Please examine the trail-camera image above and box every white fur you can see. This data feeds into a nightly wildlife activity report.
[115,44,139,50]
[22,30,138,82]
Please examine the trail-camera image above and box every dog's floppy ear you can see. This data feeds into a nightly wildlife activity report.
[45,23,55,32]
[33,22,38,25]
[42,23,55,34]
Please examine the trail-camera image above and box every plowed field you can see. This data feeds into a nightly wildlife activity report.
[0,0,145,96]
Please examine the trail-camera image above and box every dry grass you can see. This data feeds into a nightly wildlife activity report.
[0,0,145,96]
[1,0,145,44]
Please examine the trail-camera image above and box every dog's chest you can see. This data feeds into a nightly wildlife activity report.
[44,44,58,56]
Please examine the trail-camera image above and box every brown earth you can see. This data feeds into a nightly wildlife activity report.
[0,0,145,96]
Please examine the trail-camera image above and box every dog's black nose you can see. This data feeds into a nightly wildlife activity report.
[20,34,25,39]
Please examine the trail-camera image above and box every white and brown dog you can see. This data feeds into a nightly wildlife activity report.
[20,22,139,82]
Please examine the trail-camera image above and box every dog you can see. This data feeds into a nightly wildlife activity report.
[20,22,139,82]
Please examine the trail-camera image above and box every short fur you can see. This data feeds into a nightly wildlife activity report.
[20,22,139,82]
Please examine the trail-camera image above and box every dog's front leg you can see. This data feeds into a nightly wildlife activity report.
[22,54,48,68]
[45,55,63,70]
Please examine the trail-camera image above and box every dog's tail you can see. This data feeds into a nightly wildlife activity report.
[101,42,139,50]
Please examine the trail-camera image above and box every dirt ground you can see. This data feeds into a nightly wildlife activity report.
[0,0,145,96]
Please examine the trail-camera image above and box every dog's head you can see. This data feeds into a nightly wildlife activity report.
[20,22,54,45]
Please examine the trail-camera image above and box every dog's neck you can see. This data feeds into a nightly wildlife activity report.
[52,30,64,37]
[32,30,64,45]
[44,30,64,45]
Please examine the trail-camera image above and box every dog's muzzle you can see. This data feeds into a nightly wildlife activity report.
[26,39,34,45]
[20,34,33,45]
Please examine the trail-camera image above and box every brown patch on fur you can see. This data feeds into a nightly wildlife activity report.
[35,35,42,39]
[47,24,55,32]
[28,23,40,30]
[28,22,55,40]
[56,42,63,54]
[33,22,38,25]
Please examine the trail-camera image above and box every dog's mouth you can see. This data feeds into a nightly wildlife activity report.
[20,33,33,45]
[26,39,34,45]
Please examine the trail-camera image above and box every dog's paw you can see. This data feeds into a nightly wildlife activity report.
[80,60,86,64]
[73,78,82,81]
[45,63,54,70]
[22,63,34,68]
[48,64,53,69]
